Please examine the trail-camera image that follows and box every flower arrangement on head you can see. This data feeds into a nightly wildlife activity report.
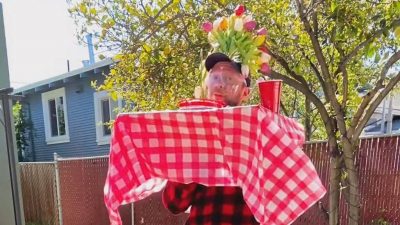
[202,4,272,79]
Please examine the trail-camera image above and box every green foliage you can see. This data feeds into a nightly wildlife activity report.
[68,0,400,139]
[12,102,29,162]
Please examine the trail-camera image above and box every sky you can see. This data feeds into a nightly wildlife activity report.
[2,0,90,88]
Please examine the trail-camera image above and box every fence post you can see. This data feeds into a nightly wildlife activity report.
[131,202,135,225]
[54,153,63,225]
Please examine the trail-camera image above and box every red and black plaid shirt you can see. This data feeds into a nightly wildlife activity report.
[162,181,259,225]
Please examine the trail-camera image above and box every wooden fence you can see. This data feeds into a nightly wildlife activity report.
[20,162,59,225]
[20,135,400,225]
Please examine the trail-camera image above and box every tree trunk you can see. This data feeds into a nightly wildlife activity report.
[328,136,341,225]
[305,96,312,141]
[342,138,360,225]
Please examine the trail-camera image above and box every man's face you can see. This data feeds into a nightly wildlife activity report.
[205,62,249,106]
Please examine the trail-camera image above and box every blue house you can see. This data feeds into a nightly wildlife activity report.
[13,58,120,161]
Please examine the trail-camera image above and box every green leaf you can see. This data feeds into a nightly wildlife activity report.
[366,44,376,58]
[79,3,87,14]
[143,43,152,52]
[110,92,118,101]
[90,8,97,15]
[394,2,400,11]
[394,26,400,40]
[330,1,337,12]
[374,53,381,63]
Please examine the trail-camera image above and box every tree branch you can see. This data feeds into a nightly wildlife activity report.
[334,18,400,76]
[349,51,400,138]
[295,0,332,83]
[310,0,319,38]
[269,51,309,87]
[295,0,347,135]
[353,71,400,140]
[341,66,349,110]
[280,102,290,117]
[270,70,335,136]
[139,0,151,18]
[298,47,329,99]
[332,40,349,110]
[153,0,174,21]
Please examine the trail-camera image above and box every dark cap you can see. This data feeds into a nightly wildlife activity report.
[205,52,251,87]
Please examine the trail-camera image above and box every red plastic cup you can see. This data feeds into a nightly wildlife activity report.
[178,98,225,110]
[258,80,282,113]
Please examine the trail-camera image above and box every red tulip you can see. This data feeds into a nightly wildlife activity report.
[244,21,257,31]
[260,63,271,74]
[235,5,246,16]
[258,45,269,53]
[257,28,267,35]
[202,22,213,33]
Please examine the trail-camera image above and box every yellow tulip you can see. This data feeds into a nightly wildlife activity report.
[256,57,263,65]
[229,14,236,29]
[219,17,228,30]
[254,35,266,46]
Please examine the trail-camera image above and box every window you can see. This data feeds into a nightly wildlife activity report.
[42,88,70,144]
[94,91,121,145]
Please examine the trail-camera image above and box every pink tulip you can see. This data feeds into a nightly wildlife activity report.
[260,63,271,74]
[244,21,257,31]
[257,28,267,35]
[235,5,246,16]
[202,22,213,33]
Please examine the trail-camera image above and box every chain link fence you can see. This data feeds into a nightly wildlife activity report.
[20,135,400,225]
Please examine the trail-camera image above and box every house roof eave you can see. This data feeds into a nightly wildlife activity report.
[12,58,115,95]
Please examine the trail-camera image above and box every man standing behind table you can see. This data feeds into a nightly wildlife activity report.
[162,52,260,225]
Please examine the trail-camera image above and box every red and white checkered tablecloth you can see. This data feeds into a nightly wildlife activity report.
[104,105,326,225]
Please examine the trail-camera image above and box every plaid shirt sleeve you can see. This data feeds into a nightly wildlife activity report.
[162,181,198,214]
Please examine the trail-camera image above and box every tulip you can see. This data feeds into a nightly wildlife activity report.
[235,5,246,16]
[260,63,271,74]
[257,28,267,36]
[194,86,202,99]
[261,52,272,63]
[254,35,266,46]
[234,18,244,32]
[213,18,222,31]
[257,57,263,65]
[243,15,253,23]
[202,22,213,33]
[258,45,269,53]
[241,64,250,78]
[219,17,228,30]
[208,33,218,47]
[229,14,236,28]
[244,20,257,31]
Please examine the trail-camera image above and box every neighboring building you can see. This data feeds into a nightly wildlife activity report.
[13,58,120,161]
[362,95,400,136]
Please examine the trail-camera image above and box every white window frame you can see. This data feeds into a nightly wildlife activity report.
[41,87,70,144]
[93,91,122,145]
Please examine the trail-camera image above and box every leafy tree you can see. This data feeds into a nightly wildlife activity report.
[13,101,29,162]
[69,0,400,224]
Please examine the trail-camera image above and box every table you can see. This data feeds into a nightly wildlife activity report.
[104,105,326,225]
